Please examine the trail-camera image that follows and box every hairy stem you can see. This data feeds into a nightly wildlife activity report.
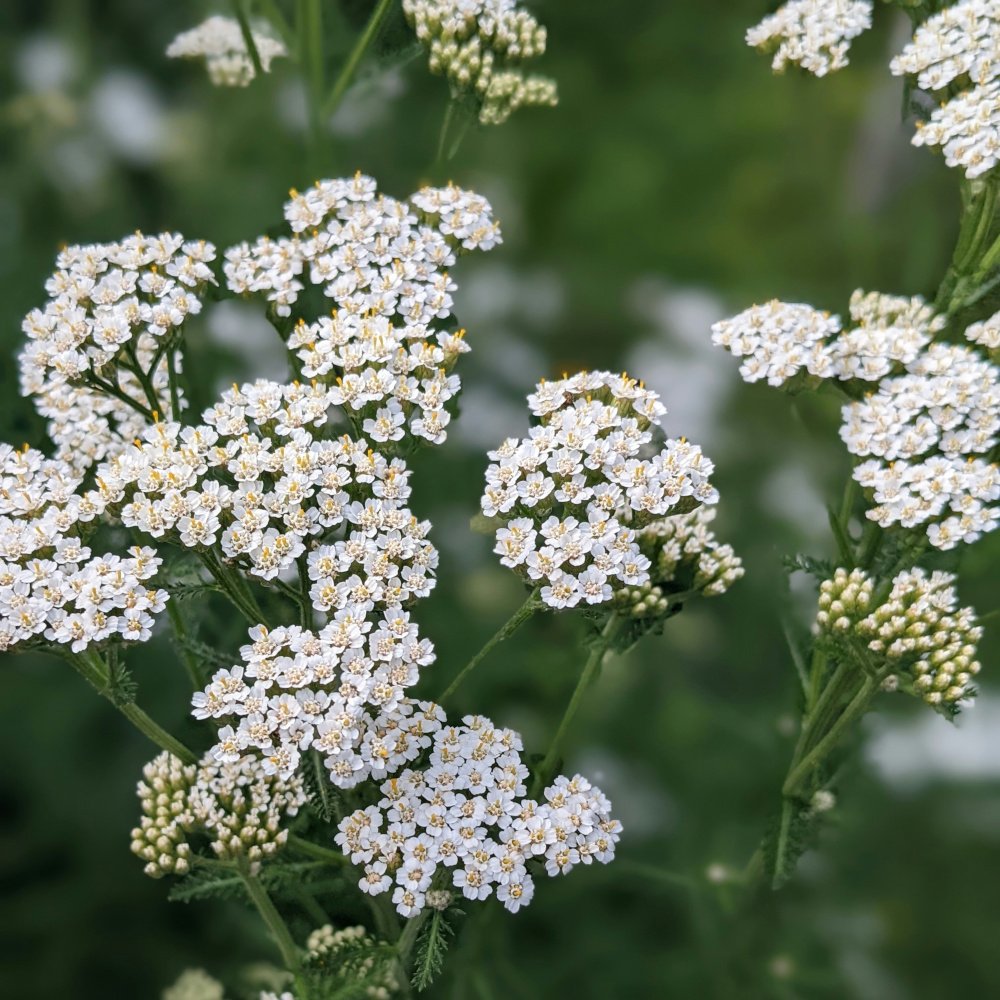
[438,590,541,702]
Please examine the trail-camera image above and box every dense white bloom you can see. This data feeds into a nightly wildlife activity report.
[166,15,287,87]
[89,383,437,590]
[130,750,306,878]
[816,568,983,710]
[335,712,620,917]
[842,343,1000,547]
[0,444,166,653]
[746,0,873,77]
[403,0,557,124]
[225,175,499,446]
[892,2,1000,178]
[194,619,436,785]
[18,233,216,471]
[711,291,944,388]
[483,371,719,611]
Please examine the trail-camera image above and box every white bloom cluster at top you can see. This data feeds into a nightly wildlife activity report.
[87,385,435,587]
[816,567,982,709]
[966,308,1000,351]
[226,175,499,447]
[892,0,1000,178]
[484,371,719,610]
[746,0,873,77]
[843,343,1000,548]
[0,444,166,653]
[403,0,557,125]
[166,15,287,87]
[711,290,945,388]
[335,711,620,917]
[18,233,216,472]
[193,617,435,783]
[130,749,307,878]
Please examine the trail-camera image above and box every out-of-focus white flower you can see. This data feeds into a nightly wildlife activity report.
[746,0,873,77]
[166,16,286,87]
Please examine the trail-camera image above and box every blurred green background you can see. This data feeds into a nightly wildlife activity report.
[1,1,999,997]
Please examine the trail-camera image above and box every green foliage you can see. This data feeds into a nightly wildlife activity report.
[410,909,459,993]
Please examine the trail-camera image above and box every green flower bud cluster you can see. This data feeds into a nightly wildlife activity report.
[131,751,307,878]
[306,925,398,998]
[612,583,670,620]
[403,0,557,125]
[816,567,983,709]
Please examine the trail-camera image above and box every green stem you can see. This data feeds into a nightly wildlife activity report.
[258,0,295,48]
[435,98,458,166]
[782,677,876,796]
[66,651,197,764]
[231,0,265,78]
[240,866,303,976]
[854,521,882,570]
[323,0,396,117]
[531,615,624,797]
[166,600,204,689]
[167,349,182,421]
[288,833,349,867]
[438,590,540,702]
[85,373,154,421]
[299,0,327,169]
[396,910,429,965]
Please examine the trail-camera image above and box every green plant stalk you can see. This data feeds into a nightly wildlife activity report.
[166,599,205,689]
[67,650,198,764]
[438,590,541,701]
[231,0,265,78]
[239,865,304,981]
[298,0,327,169]
[530,615,624,797]
[396,909,430,965]
[288,833,349,866]
[323,0,396,117]
[257,0,295,48]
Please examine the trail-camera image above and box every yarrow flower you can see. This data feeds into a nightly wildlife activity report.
[18,233,216,472]
[746,0,873,77]
[335,712,620,917]
[816,567,983,711]
[711,290,945,388]
[402,0,557,125]
[166,15,287,87]
[966,308,1000,353]
[891,0,1000,178]
[842,343,1000,548]
[483,370,719,611]
[193,620,436,785]
[0,444,166,653]
[225,175,499,446]
[130,750,306,878]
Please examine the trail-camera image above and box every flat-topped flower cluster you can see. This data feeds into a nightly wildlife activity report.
[0,444,166,653]
[484,371,720,610]
[746,0,873,77]
[336,711,620,917]
[167,15,287,87]
[713,292,1000,549]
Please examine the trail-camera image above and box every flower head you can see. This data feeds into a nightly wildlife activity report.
[166,16,287,87]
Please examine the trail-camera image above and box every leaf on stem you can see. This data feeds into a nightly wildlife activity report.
[410,908,459,993]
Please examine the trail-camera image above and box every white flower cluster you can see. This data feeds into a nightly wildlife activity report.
[402,0,557,125]
[19,233,216,472]
[225,176,499,447]
[892,1,1000,178]
[746,0,873,77]
[335,712,620,918]
[193,617,435,784]
[641,507,745,598]
[816,567,983,709]
[0,444,166,653]
[843,343,1000,548]
[711,290,944,388]
[88,384,435,586]
[485,371,719,610]
[130,749,306,878]
[966,308,1000,352]
[306,925,398,998]
[166,15,287,87]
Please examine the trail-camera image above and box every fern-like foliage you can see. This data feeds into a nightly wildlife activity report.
[410,909,459,993]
